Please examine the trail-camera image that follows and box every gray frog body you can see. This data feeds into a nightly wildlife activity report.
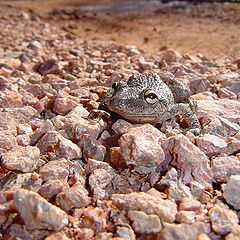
[91,73,200,134]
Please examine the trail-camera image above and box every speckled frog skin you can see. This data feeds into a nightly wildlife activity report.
[97,73,200,134]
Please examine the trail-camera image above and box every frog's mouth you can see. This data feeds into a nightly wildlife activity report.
[108,101,161,124]
[118,112,160,124]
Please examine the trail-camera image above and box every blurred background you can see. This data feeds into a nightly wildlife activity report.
[1,0,239,60]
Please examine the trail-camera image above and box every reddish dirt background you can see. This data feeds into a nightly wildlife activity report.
[1,0,240,60]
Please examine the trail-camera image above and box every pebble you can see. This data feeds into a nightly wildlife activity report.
[111,192,177,223]
[14,189,68,230]
[159,222,209,240]
[36,59,60,75]
[195,133,227,157]
[162,134,213,188]
[37,130,82,160]
[119,124,166,167]
[223,175,240,210]
[209,205,239,235]
[1,146,44,173]
[127,210,162,234]
[212,156,240,183]
[56,183,91,211]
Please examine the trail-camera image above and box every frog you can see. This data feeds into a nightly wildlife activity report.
[89,73,200,135]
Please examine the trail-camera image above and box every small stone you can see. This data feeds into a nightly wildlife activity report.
[212,156,240,183]
[20,11,30,20]
[176,211,195,224]
[162,134,213,188]
[147,188,166,199]
[156,168,178,192]
[197,99,240,124]
[115,223,136,240]
[94,232,113,240]
[165,181,192,202]
[0,58,21,69]
[1,146,44,173]
[85,158,114,173]
[195,134,227,157]
[0,131,18,152]
[223,137,240,155]
[179,198,202,213]
[45,232,71,240]
[17,123,32,135]
[71,228,95,240]
[46,75,68,90]
[161,49,181,62]
[16,134,30,146]
[200,115,239,137]
[209,205,239,235]
[0,107,36,135]
[36,59,60,75]
[206,75,219,84]
[66,109,106,142]
[0,67,12,78]
[112,119,134,135]
[159,222,209,240]
[30,119,55,145]
[5,224,49,240]
[223,175,240,210]
[109,147,126,168]
[28,41,42,51]
[119,124,166,167]
[24,82,57,98]
[37,130,82,160]
[193,91,218,100]
[111,192,177,222]
[56,183,91,211]
[39,158,71,182]
[38,179,69,200]
[196,233,211,240]
[0,90,23,108]
[14,189,68,230]
[138,56,155,70]
[80,207,108,234]
[221,75,240,95]
[192,63,210,74]
[86,159,115,198]
[124,45,142,56]
[88,168,115,199]
[53,96,78,115]
[225,225,240,240]
[218,88,237,100]
[127,210,162,234]
[66,105,89,118]
[80,134,106,162]
[0,172,42,192]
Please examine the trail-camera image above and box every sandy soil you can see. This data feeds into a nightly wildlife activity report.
[1,0,240,60]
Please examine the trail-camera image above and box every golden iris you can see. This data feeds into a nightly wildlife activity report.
[111,81,120,91]
[144,89,158,104]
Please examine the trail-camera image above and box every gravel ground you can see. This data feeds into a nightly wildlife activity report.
[0,4,240,240]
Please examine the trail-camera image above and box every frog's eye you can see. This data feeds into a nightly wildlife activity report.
[111,81,120,91]
[144,90,158,104]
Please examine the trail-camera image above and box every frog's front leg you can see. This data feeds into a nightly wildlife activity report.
[171,103,201,135]
[84,109,111,124]
[156,111,179,133]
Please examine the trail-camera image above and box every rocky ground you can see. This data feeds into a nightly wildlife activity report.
[0,2,240,240]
